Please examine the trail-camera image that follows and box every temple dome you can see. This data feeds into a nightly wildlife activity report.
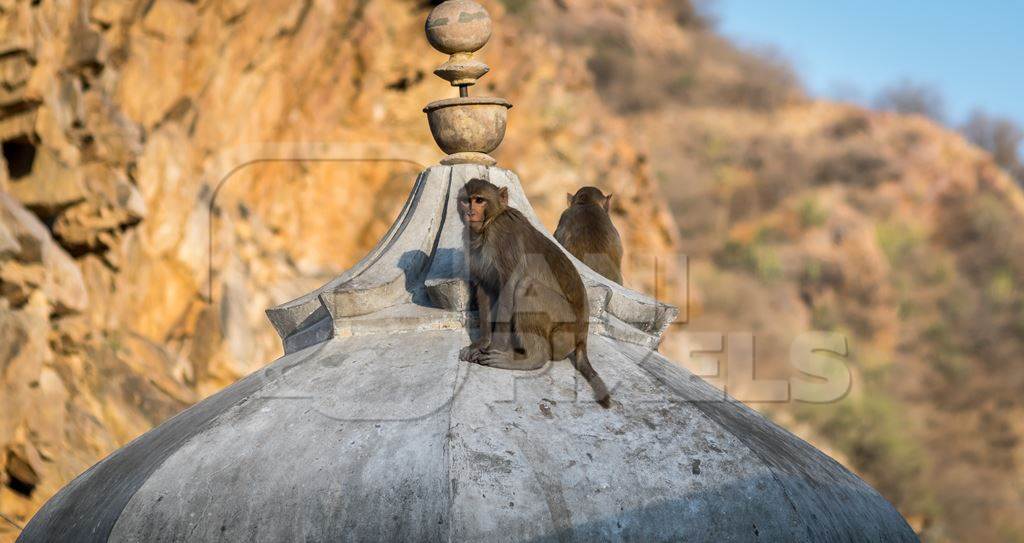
[18,166,916,542]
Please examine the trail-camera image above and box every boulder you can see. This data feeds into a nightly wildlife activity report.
[51,164,146,253]
[0,191,88,314]
[5,143,87,217]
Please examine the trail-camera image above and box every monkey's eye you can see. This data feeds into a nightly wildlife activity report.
[472,197,485,204]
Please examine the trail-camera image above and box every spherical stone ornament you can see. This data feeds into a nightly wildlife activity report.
[425,0,492,55]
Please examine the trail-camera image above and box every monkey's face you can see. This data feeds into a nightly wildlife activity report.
[460,192,491,233]
[460,180,509,233]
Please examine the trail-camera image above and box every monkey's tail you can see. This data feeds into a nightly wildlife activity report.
[574,341,611,409]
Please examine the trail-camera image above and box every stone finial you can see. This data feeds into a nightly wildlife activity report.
[423,0,512,167]
[425,0,492,90]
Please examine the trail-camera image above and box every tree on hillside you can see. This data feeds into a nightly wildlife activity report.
[961,109,1024,184]
[873,79,946,123]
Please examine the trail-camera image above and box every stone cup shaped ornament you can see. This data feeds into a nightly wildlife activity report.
[424,97,512,165]
[423,0,512,166]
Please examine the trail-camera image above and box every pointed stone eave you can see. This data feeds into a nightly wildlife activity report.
[265,164,678,354]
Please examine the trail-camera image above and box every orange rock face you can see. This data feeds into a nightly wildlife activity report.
[0,0,679,535]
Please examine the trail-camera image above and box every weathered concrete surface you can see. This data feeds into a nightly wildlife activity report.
[19,329,916,542]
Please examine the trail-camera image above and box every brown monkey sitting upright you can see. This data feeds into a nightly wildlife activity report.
[458,178,611,408]
[554,187,623,285]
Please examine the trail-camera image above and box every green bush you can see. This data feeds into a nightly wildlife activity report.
[715,239,782,281]
[797,197,828,228]
[796,390,933,513]
[876,220,922,265]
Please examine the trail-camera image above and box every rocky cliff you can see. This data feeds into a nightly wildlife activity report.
[0,0,680,537]
[2,0,1023,541]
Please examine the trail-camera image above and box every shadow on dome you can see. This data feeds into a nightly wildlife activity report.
[523,473,911,542]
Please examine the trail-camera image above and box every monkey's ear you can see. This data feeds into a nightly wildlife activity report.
[567,193,574,207]
[499,186,509,206]
[604,194,613,212]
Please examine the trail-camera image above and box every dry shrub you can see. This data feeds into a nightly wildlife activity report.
[814,138,897,188]
[697,35,801,110]
[745,137,809,209]
[961,109,1024,183]
[824,111,872,140]
[873,79,946,123]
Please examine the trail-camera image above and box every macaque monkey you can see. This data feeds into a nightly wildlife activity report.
[458,179,611,408]
[554,187,623,285]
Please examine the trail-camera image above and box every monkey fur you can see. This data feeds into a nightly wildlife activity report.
[554,187,623,285]
[458,179,611,408]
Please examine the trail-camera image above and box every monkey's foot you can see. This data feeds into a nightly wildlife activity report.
[459,344,487,362]
[474,350,549,371]
[474,350,514,368]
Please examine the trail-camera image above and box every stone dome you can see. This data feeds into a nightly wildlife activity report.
[19,165,917,542]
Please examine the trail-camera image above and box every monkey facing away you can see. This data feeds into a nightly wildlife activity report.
[554,187,623,285]
[457,179,611,408]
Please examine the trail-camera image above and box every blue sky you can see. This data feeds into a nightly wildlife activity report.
[714,0,1024,131]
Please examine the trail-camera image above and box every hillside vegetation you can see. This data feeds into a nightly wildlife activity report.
[543,1,1024,540]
